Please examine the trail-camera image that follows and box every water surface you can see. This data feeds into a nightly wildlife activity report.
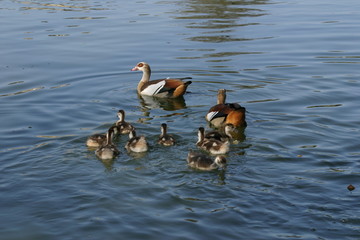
[1,0,359,239]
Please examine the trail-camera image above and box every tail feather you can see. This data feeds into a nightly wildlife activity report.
[173,81,192,98]
[184,81,192,86]
[179,77,192,81]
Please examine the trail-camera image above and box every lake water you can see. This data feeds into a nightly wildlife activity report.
[1,0,359,239]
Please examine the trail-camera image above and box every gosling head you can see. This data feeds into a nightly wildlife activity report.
[214,156,227,169]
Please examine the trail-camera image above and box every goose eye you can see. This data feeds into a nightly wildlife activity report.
[138,63,144,67]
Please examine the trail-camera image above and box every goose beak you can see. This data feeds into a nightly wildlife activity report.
[131,67,138,71]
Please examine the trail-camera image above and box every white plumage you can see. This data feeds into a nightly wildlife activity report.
[140,80,166,96]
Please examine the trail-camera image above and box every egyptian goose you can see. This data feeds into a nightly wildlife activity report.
[95,126,120,160]
[206,89,247,128]
[125,127,149,153]
[86,110,123,147]
[115,109,134,135]
[157,123,175,146]
[87,124,119,148]
[187,150,227,171]
[204,123,235,142]
[196,127,230,155]
[131,62,192,98]
[86,133,107,148]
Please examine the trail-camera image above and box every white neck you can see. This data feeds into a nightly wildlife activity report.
[140,67,151,83]
[224,126,233,139]
[161,125,167,136]
[129,130,136,139]
[197,129,204,144]
[137,67,151,94]
[106,130,113,145]
[117,112,124,122]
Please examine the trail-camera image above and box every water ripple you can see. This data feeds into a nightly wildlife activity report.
[1,0,360,239]
[0,86,44,97]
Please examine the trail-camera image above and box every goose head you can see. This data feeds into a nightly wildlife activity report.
[214,156,227,169]
[131,62,150,72]
[117,109,125,122]
[197,127,205,143]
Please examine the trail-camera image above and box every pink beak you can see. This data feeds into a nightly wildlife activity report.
[131,67,138,71]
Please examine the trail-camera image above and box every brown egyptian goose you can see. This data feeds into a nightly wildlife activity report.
[187,150,227,171]
[125,127,149,153]
[131,62,192,98]
[87,124,119,148]
[86,133,107,148]
[86,110,125,147]
[196,127,230,155]
[204,123,235,142]
[95,126,120,160]
[115,109,134,135]
[206,89,247,128]
[157,123,175,146]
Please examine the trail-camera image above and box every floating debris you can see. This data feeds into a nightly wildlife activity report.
[347,184,355,191]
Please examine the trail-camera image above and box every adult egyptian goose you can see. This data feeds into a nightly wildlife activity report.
[196,127,230,155]
[95,126,120,160]
[187,150,227,171]
[206,89,247,128]
[115,109,134,135]
[131,62,192,98]
[125,127,149,153]
[157,123,175,146]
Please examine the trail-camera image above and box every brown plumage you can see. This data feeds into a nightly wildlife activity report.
[86,133,107,148]
[196,127,230,155]
[95,126,120,160]
[206,89,247,128]
[157,123,175,146]
[204,123,235,142]
[115,109,134,135]
[187,150,227,171]
[125,128,149,153]
[131,62,192,98]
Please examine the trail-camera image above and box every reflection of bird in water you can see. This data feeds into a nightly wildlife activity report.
[95,126,120,160]
[196,127,230,155]
[206,89,247,128]
[115,109,134,135]
[139,95,187,111]
[125,127,149,153]
[131,62,192,98]
[187,150,226,171]
[157,123,176,146]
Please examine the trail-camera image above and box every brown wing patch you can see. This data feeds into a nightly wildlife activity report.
[163,79,184,89]
[208,104,233,114]
[172,81,192,98]
[140,78,192,98]
[208,103,247,127]
[226,110,247,127]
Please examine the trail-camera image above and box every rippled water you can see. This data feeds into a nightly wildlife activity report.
[1,0,360,239]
